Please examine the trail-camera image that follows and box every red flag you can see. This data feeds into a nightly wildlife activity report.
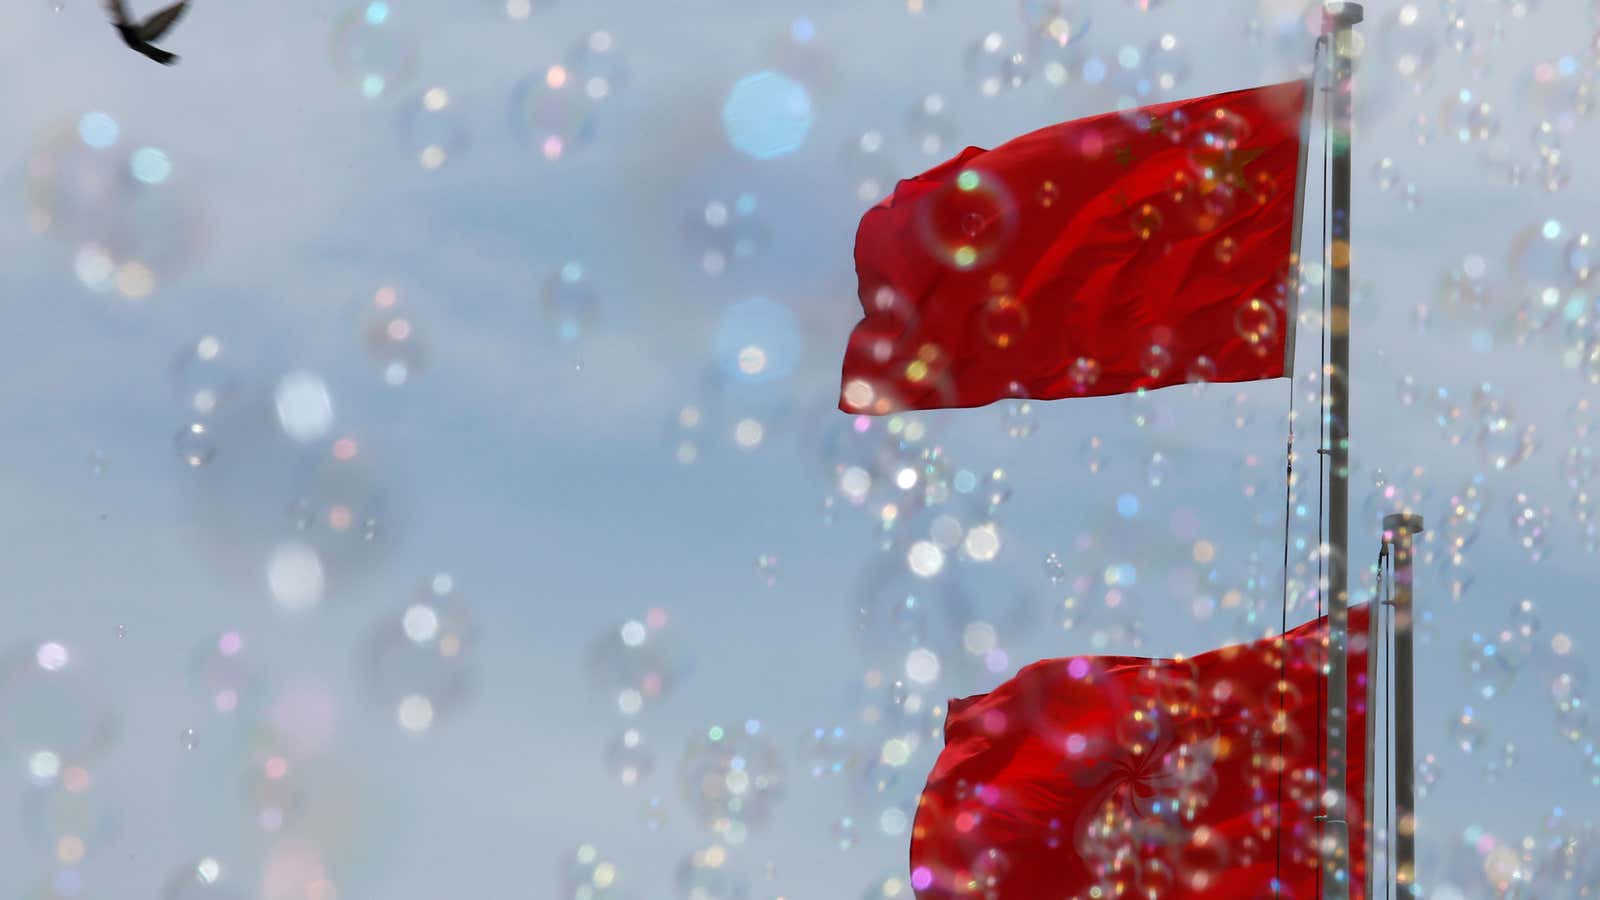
[841,81,1310,414]
[909,605,1370,900]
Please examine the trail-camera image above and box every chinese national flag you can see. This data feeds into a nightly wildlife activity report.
[909,605,1370,900]
[840,81,1310,414]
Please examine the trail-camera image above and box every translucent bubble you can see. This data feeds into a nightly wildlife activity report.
[978,292,1030,350]
[23,776,122,864]
[189,632,260,716]
[362,575,475,732]
[604,728,655,787]
[541,261,599,343]
[27,117,203,297]
[1448,705,1486,753]
[1509,492,1551,562]
[360,285,428,386]
[171,336,234,417]
[678,725,785,837]
[1020,0,1091,47]
[675,845,749,898]
[163,857,247,899]
[0,642,119,766]
[842,130,900,205]
[685,192,771,278]
[1142,33,1190,93]
[723,71,812,159]
[585,610,684,715]
[965,32,1030,97]
[179,728,198,751]
[1138,342,1173,378]
[915,167,1020,271]
[1146,451,1171,488]
[715,296,802,384]
[1443,88,1499,143]
[1379,4,1438,85]
[1000,399,1036,438]
[175,423,215,468]
[905,93,957,158]
[832,815,859,850]
[509,68,598,161]
[330,2,420,100]
[1043,552,1065,583]
[398,86,470,170]
[565,30,625,102]
[561,844,624,899]
[861,873,914,899]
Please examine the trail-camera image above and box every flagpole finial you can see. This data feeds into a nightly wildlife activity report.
[1382,513,1425,540]
[1323,1,1364,29]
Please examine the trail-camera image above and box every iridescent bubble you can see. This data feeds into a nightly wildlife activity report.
[756,554,780,586]
[1379,4,1438,85]
[561,844,624,899]
[585,610,684,716]
[330,2,419,101]
[685,192,771,278]
[564,30,625,102]
[861,873,914,899]
[509,68,598,161]
[362,574,475,733]
[1043,552,1066,583]
[915,166,1019,271]
[715,297,802,384]
[842,130,901,206]
[679,723,785,838]
[189,631,260,717]
[1142,33,1190,94]
[722,71,813,159]
[965,32,1030,97]
[1000,399,1037,438]
[22,775,122,863]
[175,423,215,468]
[1448,705,1486,754]
[287,437,387,570]
[360,285,428,386]
[1443,88,1499,143]
[1509,492,1551,563]
[163,857,246,900]
[675,844,749,898]
[978,292,1029,348]
[172,335,234,417]
[800,725,859,779]
[398,86,469,170]
[0,643,119,767]
[1020,0,1091,47]
[905,93,957,158]
[604,728,655,787]
[27,116,203,298]
[541,261,600,343]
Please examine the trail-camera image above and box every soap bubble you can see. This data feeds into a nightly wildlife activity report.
[330,2,420,101]
[965,32,1030,97]
[564,30,625,102]
[172,336,235,417]
[905,93,958,158]
[175,422,216,468]
[362,574,476,733]
[684,192,771,278]
[541,261,600,343]
[163,857,247,899]
[1379,4,1438,86]
[585,610,684,716]
[675,844,750,898]
[361,285,428,386]
[510,67,598,161]
[398,86,469,170]
[0,642,119,767]
[561,844,625,899]
[679,724,785,837]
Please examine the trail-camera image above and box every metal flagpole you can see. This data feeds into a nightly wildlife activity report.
[1321,4,1363,900]
[1383,514,1423,894]
[1364,542,1385,900]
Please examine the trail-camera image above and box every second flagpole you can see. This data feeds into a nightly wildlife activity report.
[1321,3,1363,900]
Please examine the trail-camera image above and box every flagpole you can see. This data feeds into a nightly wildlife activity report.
[1383,513,1423,894]
[1363,542,1383,900]
[1321,4,1363,900]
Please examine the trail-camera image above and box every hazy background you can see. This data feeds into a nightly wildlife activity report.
[2,0,1596,896]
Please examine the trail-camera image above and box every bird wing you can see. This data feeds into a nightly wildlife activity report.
[104,0,131,26]
[138,0,189,40]
[135,42,178,65]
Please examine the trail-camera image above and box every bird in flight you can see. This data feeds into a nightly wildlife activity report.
[104,0,190,65]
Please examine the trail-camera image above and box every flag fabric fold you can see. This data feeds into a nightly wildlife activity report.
[841,81,1310,414]
[909,605,1369,900]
